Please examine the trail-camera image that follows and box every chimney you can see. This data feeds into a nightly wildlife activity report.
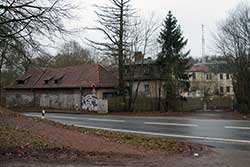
[134,51,144,63]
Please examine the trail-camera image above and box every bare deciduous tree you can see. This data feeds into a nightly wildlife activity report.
[0,0,73,44]
[126,14,160,112]
[215,1,250,113]
[51,41,95,68]
[86,0,135,102]
[0,0,75,105]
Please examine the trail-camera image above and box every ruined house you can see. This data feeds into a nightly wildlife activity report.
[124,52,163,98]
[5,64,117,109]
[124,52,234,98]
[187,63,234,97]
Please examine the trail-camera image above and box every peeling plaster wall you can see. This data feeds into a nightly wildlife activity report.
[130,80,163,97]
[5,88,115,110]
[6,90,34,107]
[6,89,88,109]
[35,89,82,109]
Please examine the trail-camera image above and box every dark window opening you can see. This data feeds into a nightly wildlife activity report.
[226,74,230,80]
[220,74,224,80]
[192,72,196,80]
[206,73,212,80]
[54,74,64,84]
[16,75,32,85]
[44,80,49,84]
[17,80,25,84]
[226,86,230,93]
[103,92,115,99]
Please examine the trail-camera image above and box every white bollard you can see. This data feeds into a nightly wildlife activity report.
[194,153,199,157]
[42,110,45,119]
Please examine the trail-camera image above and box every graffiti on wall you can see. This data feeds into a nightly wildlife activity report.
[82,94,98,111]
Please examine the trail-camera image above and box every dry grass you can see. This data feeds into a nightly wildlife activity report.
[0,123,47,149]
[76,128,182,153]
[0,108,207,156]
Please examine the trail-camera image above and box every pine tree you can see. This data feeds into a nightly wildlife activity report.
[157,11,190,112]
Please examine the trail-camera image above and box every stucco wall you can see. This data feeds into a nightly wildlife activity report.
[216,73,234,96]
[35,89,82,109]
[131,80,163,97]
[189,72,234,97]
[5,88,116,109]
[6,90,34,107]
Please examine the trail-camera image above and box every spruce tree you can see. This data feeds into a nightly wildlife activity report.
[157,11,190,112]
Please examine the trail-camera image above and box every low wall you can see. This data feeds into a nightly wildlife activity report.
[108,96,233,112]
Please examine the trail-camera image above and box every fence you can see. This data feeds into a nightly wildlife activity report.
[107,96,233,112]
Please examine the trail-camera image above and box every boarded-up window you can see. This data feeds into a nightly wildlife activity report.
[144,84,150,95]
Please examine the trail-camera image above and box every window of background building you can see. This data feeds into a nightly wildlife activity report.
[206,73,212,80]
[220,86,224,93]
[192,72,196,80]
[220,74,224,80]
[226,86,230,93]
[226,74,230,80]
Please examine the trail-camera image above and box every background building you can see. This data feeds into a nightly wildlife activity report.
[188,62,234,97]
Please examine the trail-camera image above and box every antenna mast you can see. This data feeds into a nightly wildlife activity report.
[202,24,206,63]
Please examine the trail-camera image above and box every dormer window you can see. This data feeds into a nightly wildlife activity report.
[16,75,32,85]
[44,76,54,84]
[54,74,64,84]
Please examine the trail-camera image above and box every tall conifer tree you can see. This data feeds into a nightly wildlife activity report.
[157,11,190,111]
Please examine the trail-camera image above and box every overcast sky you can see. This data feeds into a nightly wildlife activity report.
[66,0,242,58]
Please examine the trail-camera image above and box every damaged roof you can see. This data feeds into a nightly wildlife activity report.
[9,64,118,89]
[188,64,209,72]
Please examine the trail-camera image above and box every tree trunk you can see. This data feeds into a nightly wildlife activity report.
[0,45,7,106]
[118,0,126,111]
[158,81,162,111]
[203,102,207,111]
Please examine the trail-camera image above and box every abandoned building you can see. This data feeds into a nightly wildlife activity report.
[188,63,234,97]
[124,52,163,97]
[5,64,117,109]
[124,52,234,98]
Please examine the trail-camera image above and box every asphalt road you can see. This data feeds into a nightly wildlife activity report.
[24,112,250,150]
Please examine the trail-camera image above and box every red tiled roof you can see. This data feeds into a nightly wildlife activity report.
[189,64,209,72]
[11,64,118,89]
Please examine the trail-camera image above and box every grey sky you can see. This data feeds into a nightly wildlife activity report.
[67,0,242,58]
